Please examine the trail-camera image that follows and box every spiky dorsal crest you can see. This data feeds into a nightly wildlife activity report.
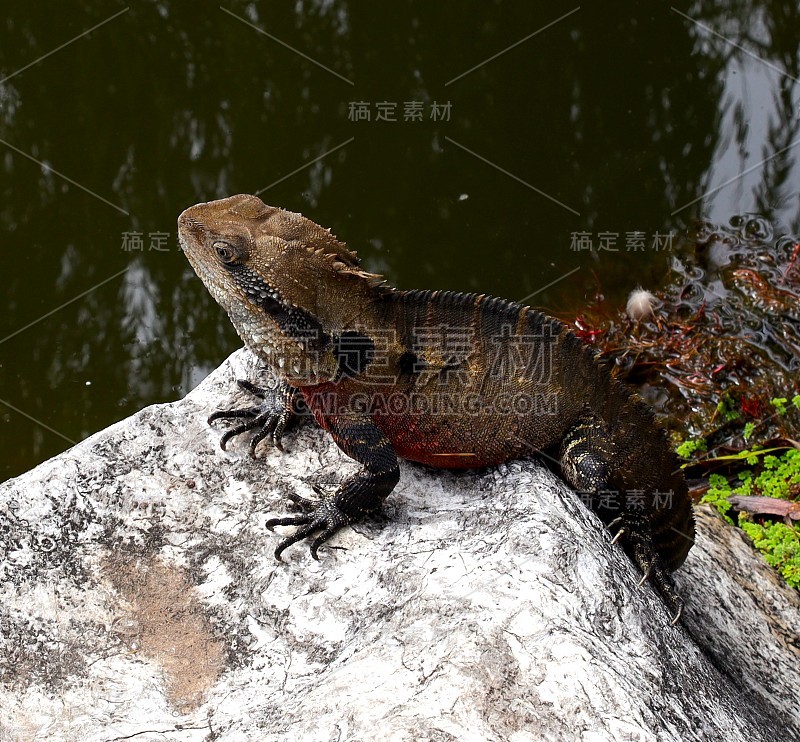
[285,210,388,289]
[308,244,387,287]
[249,201,388,290]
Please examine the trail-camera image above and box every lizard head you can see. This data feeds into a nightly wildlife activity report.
[178,194,383,386]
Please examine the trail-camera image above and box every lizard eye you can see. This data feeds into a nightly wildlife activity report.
[213,241,238,264]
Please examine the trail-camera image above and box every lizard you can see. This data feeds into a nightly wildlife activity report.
[178,193,696,624]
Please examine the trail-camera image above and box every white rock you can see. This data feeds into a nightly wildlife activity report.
[0,348,798,741]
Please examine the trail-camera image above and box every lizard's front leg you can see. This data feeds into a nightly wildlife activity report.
[266,415,400,560]
[208,376,304,456]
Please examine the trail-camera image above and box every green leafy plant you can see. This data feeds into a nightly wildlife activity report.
[702,473,736,524]
[770,395,800,415]
[771,397,789,415]
[716,393,740,422]
[676,437,707,459]
[699,448,800,589]
[756,449,800,499]
[739,521,800,589]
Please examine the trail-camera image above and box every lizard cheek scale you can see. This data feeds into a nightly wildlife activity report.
[178,194,695,625]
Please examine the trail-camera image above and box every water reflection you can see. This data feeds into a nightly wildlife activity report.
[679,2,800,230]
[0,2,798,480]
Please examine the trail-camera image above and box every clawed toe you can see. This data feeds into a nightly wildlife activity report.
[273,521,321,560]
[246,412,286,457]
[669,599,684,626]
[266,513,312,530]
[217,413,272,451]
[310,526,341,560]
[287,491,322,509]
[208,404,262,425]
[236,379,268,398]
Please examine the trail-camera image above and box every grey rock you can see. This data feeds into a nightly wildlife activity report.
[0,348,798,742]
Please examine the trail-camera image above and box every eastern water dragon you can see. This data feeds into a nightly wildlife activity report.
[178,194,695,623]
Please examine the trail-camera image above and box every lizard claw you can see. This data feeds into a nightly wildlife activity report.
[669,600,684,626]
[208,378,298,456]
[606,516,623,531]
[286,490,323,510]
[266,494,351,561]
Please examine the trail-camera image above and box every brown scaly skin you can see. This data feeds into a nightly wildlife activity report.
[178,194,695,624]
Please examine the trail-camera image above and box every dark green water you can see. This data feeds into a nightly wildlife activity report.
[1,1,798,480]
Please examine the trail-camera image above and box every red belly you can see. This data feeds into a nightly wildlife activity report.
[300,384,510,470]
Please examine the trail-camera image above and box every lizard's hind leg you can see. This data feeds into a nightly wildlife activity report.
[558,416,684,624]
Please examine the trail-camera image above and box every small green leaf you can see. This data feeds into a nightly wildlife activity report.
[771,397,789,415]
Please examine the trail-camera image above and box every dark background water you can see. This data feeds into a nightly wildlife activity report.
[0,1,798,481]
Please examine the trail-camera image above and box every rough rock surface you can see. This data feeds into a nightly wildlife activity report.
[1,348,798,742]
